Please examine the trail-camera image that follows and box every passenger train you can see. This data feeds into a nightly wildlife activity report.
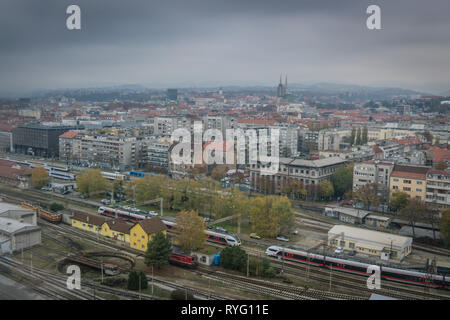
[266,246,450,289]
[162,219,241,246]
[97,206,151,222]
[29,163,76,180]
[101,171,127,181]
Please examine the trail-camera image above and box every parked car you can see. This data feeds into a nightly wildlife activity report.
[276,235,289,242]
[215,227,228,233]
[344,200,354,206]
[292,230,299,235]
[250,233,261,240]
[101,199,111,205]
[334,247,344,254]
[41,186,52,191]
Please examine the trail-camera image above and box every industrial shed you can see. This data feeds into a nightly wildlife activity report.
[0,202,37,225]
[0,217,41,254]
[323,205,371,225]
[328,225,412,261]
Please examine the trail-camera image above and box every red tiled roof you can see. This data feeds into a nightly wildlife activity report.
[72,212,108,226]
[427,169,450,176]
[0,160,16,167]
[0,166,32,180]
[237,119,276,125]
[391,164,428,180]
[59,131,81,139]
[138,217,167,235]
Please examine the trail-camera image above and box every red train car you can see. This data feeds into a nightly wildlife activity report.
[169,248,198,268]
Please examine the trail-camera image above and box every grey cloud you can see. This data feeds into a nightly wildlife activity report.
[0,0,449,95]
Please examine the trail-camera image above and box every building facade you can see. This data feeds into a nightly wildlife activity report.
[13,122,77,157]
[389,164,429,201]
[425,170,450,209]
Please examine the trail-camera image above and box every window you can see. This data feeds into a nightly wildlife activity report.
[349,243,355,248]
[403,180,411,184]
[393,186,399,190]
[416,188,422,192]
[393,178,399,182]
[417,181,423,185]
[340,240,345,247]
[403,187,411,191]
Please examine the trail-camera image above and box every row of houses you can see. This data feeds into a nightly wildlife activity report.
[353,161,450,209]
[71,212,167,252]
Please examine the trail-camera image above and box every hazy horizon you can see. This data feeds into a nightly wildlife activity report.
[1,0,450,96]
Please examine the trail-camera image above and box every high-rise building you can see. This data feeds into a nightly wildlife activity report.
[167,88,178,101]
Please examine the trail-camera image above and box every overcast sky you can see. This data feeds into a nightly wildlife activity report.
[1,0,450,96]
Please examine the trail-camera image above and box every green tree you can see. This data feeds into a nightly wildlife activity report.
[362,126,368,144]
[220,246,248,272]
[331,165,353,199]
[49,202,64,212]
[175,210,207,252]
[249,196,294,237]
[127,270,139,290]
[389,192,410,212]
[76,168,109,197]
[250,197,280,238]
[354,183,380,210]
[138,271,148,290]
[31,166,49,189]
[355,127,362,145]
[144,231,172,269]
[350,127,356,146]
[440,208,450,245]
[272,196,295,235]
[319,180,334,200]
[399,199,426,238]
[127,270,148,290]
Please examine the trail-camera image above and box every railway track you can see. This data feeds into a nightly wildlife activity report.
[268,255,450,300]
[0,256,161,300]
[0,257,96,300]
[196,267,364,300]
[2,187,449,300]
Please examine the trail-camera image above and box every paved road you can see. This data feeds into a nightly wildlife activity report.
[0,273,46,300]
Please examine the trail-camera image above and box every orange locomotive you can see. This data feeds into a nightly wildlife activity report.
[21,202,62,223]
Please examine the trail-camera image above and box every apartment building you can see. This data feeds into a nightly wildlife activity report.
[353,161,394,200]
[153,116,193,136]
[250,156,346,194]
[389,164,429,201]
[139,136,172,170]
[425,170,450,209]
[59,132,141,170]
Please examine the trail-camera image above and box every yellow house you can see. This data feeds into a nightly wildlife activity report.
[100,220,132,243]
[390,164,428,201]
[129,217,167,252]
[71,212,108,234]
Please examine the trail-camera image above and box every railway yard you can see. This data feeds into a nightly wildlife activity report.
[1,184,450,301]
